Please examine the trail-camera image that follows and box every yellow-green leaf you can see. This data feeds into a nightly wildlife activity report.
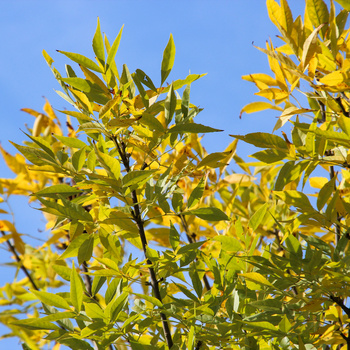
[240,272,274,288]
[249,203,268,231]
[161,34,176,85]
[57,50,104,73]
[106,25,124,69]
[212,235,242,252]
[31,290,71,310]
[93,18,105,66]
[71,261,83,313]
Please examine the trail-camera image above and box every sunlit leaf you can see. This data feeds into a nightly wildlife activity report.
[161,34,176,85]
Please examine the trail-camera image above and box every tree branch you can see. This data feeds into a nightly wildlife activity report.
[1,230,39,291]
[112,135,173,349]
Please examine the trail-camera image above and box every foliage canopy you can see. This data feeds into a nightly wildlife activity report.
[2,0,350,349]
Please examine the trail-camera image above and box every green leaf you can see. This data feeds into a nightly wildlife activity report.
[306,0,329,38]
[11,319,59,331]
[317,176,336,211]
[197,151,230,168]
[161,33,176,85]
[122,170,157,187]
[32,184,83,199]
[105,278,121,304]
[59,234,95,260]
[274,161,308,191]
[10,142,56,166]
[84,302,105,320]
[251,148,287,163]
[273,190,315,213]
[59,338,94,350]
[61,77,92,92]
[231,133,288,151]
[58,110,93,122]
[173,282,199,303]
[164,83,176,125]
[181,84,191,120]
[188,177,205,209]
[52,264,71,281]
[31,290,71,310]
[139,113,165,132]
[162,74,206,92]
[54,135,88,149]
[189,264,203,298]
[279,314,292,333]
[96,150,121,179]
[78,234,94,265]
[285,234,302,259]
[134,293,163,308]
[169,222,180,250]
[178,241,206,254]
[248,203,268,231]
[183,207,229,221]
[39,197,93,222]
[57,50,104,73]
[71,261,83,313]
[72,147,86,172]
[135,69,157,92]
[169,123,222,134]
[188,325,195,350]
[212,235,242,252]
[108,291,129,322]
[106,25,124,69]
[91,276,106,297]
[93,18,105,66]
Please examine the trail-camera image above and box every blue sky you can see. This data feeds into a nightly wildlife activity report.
[0,1,308,348]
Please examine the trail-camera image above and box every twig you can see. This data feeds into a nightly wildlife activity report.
[1,230,39,291]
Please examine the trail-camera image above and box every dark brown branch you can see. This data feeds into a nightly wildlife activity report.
[112,135,173,349]
[1,230,39,291]
[330,295,350,318]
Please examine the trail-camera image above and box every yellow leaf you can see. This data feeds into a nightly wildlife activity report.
[222,174,256,184]
[240,272,274,288]
[242,73,278,86]
[309,176,329,189]
[239,102,283,118]
[301,24,324,70]
[255,88,289,103]
[0,145,28,175]
[319,70,350,86]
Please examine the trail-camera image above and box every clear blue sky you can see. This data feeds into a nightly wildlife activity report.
[0,1,308,348]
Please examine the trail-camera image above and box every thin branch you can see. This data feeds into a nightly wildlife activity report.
[1,230,39,291]
[330,295,350,318]
[112,135,173,349]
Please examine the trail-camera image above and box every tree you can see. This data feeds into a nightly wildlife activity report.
[1,1,350,349]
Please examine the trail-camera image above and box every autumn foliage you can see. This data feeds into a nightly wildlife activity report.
[1,1,350,349]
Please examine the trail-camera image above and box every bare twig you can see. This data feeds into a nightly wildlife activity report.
[1,230,39,291]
